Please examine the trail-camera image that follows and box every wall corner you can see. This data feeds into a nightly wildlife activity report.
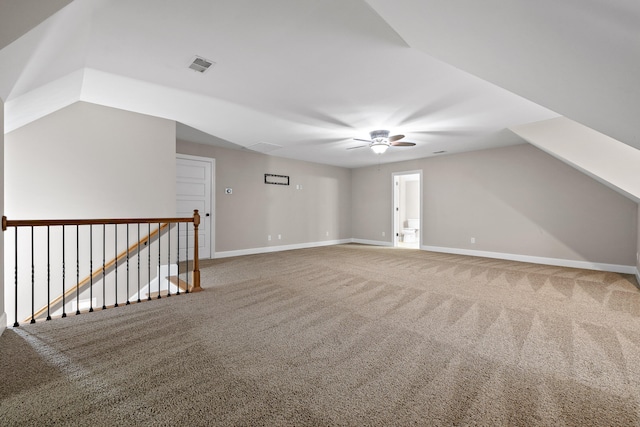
[1,96,5,335]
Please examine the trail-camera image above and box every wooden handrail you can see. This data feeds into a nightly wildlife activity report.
[2,210,203,325]
[3,216,193,230]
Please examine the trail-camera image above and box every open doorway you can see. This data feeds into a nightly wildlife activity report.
[393,171,422,249]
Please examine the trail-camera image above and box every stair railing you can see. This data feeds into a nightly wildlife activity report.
[2,210,202,327]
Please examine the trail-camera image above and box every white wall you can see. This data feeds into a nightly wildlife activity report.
[404,179,420,220]
[1,97,5,334]
[353,144,637,270]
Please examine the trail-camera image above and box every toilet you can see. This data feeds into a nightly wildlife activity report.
[402,219,419,243]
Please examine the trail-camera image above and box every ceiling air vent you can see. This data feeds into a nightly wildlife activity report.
[188,56,215,73]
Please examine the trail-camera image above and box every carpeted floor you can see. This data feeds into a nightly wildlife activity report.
[1,244,640,426]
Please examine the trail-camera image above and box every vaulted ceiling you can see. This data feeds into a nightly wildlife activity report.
[1,0,638,171]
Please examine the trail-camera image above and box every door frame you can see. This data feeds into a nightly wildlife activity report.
[392,170,422,248]
[176,153,215,259]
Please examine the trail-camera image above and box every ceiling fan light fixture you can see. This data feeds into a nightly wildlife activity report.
[370,142,389,154]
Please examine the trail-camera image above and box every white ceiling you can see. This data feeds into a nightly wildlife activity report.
[1,0,636,169]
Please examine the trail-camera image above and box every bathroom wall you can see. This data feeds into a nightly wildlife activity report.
[405,179,420,221]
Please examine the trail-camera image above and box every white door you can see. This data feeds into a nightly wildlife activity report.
[176,155,214,260]
[392,171,422,249]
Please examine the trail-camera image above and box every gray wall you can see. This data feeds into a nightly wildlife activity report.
[353,144,637,266]
[5,102,176,219]
[177,140,352,253]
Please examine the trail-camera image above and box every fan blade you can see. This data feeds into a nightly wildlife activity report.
[346,145,369,150]
[388,134,405,142]
[353,138,372,143]
[390,141,416,147]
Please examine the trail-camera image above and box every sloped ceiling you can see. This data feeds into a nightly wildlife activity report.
[0,0,637,174]
[365,0,640,151]
[0,0,73,50]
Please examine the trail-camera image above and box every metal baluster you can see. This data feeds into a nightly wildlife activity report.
[167,223,171,297]
[102,224,106,310]
[137,223,141,303]
[157,222,162,299]
[176,223,180,295]
[89,225,93,312]
[14,228,19,327]
[30,226,35,324]
[47,226,51,321]
[114,224,118,308]
[147,223,151,301]
[126,224,130,305]
[62,226,66,318]
[76,225,80,315]
[186,224,189,294]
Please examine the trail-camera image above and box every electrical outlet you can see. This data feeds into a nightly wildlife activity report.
[268,235,271,241]
[382,231,385,237]
[326,231,329,236]
[278,234,282,240]
[471,237,476,244]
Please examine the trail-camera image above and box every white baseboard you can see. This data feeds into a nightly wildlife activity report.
[0,312,7,337]
[215,239,352,259]
[214,239,635,276]
[351,239,393,247]
[422,245,636,274]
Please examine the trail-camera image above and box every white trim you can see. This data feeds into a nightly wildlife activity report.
[422,245,636,274]
[351,238,393,247]
[215,239,352,258]
[0,312,7,336]
[214,238,637,276]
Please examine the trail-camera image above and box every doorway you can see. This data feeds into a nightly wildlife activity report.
[393,171,422,249]
[176,154,215,259]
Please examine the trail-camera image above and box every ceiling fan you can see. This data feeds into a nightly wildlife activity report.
[347,130,416,154]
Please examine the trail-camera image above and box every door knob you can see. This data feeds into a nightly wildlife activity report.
[206,213,210,217]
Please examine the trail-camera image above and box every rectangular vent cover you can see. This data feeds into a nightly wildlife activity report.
[189,56,214,73]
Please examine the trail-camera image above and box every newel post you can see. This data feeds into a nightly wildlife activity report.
[191,210,202,292]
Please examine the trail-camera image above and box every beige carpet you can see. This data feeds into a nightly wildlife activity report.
[1,244,640,426]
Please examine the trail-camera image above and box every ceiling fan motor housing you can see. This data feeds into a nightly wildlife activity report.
[370,130,390,141]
